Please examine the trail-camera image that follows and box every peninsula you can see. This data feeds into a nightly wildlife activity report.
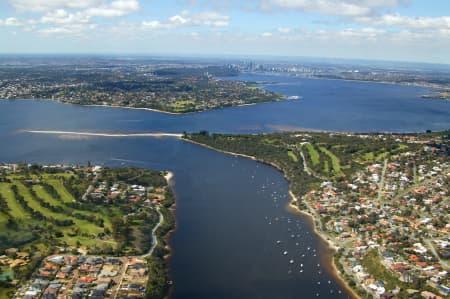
[184,131,450,299]
[0,57,284,114]
[0,164,175,299]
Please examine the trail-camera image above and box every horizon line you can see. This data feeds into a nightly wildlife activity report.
[1,52,450,68]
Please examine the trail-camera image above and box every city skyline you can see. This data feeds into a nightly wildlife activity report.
[1,0,450,64]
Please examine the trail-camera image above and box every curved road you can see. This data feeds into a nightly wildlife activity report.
[143,206,164,258]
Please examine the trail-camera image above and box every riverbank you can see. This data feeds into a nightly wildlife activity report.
[81,104,187,115]
[181,137,361,299]
[142,170,177,299]
[77,98,287,115]
[287,193,361,299]
[250,71,439,90]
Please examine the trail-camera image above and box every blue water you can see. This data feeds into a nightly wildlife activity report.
[1,74,449,134]
[1,74,449,298]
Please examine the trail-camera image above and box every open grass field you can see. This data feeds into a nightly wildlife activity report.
[287,151,298,162]
[0,183,28,219]
[0,173,115,252]
[0,165,174,298]
[303,143,320,166]
[319,146,344,177]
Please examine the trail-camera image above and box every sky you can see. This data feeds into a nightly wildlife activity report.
[1,0,450,64]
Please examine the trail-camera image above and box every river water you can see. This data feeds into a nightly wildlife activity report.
[1,74,449,298]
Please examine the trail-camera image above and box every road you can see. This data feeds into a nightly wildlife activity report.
[377,159,388,203]
[142,206,164,258]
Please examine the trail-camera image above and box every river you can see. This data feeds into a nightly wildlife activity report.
[1,74,449,298]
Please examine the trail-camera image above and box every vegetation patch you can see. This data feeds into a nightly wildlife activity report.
[0,164,175,297]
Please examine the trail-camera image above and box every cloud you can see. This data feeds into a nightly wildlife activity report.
[38,23,97,35]
[355,14,450,30]
[40,9,90,25]
[257,0,408,17]
[0,17,23,26]
[9,0,103,12]
[142,11,229,30]
[261,32,273,37]
[84,0,139,17]
[2,0,140,35]
[190,12,229,27]
[277,27,291,33]
[9,0,139,18]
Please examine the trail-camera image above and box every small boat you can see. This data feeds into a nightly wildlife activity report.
[276,240,282,244]
[283,251,288,255]
[289,259,294,264]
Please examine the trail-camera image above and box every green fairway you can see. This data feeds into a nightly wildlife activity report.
[376,152,389,161]
[304,143,320,165]
[33,185,65,207]
[46,179,76,203]
[287,151,298,162]
[11,181,105,238]
[0,183,28,219]
[324,160,329,174]
[363,152,374,161]
[319,146,344,177]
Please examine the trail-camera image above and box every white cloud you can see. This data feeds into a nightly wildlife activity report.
[85,0,139,17]
[141,20,167,30]
[355,14,450,30]
[169,15,189,25]
[0,17,23,26]
[9,0,103,12]
[142,11,229,30]
[9,0,139,18]
[190,12,229,27]
[261,32,273,37]
[2,0,139,36]
[38,23,97,35]
[258,0,407,17]
[40,9,90,25]
[277,27,291,33]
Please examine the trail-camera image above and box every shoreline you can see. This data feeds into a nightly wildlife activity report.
[2,94,288,116]
[181,137,361,299]
[249,71,439,90]
[287,193,361,299]
[81,104,187,115]
[75,98,288,115]
[163,171,177,299]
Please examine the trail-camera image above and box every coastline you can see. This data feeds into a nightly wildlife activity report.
[287,193,361,299]
[80,104,187,115]
[74,98,287,115]
[2,96,287,116]
[162,171,177,298]
[251,71,438,90]
[181,137,361,299]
